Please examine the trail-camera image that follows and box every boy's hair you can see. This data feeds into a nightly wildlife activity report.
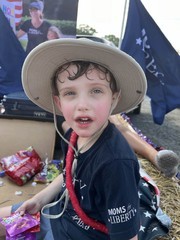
[48,26,62,39]
[51,61,118,96]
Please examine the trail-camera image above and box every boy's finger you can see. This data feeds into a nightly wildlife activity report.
[15,207,25,215]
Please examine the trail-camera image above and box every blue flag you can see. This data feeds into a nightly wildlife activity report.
[0,8,26,97]
[121,0,180,125]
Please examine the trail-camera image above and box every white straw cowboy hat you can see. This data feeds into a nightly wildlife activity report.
[22,38,147,115]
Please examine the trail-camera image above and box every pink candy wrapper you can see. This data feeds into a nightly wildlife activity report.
[6,232,36,240]
[0,212,40,239]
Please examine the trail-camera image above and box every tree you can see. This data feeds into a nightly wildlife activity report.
[76,25,120,47]
[76,24,97,35]
[104,35,119,47]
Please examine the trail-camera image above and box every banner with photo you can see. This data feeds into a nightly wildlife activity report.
[0,0,79,96]
[0,0,22,32]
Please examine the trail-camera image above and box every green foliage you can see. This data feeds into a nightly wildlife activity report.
[49,20,77,35]
[19,39,27,50]
[76,25,120,47]
[104,35,119,47]
[76,24,97,35]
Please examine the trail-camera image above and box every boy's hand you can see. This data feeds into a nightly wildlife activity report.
[15,198,41,215]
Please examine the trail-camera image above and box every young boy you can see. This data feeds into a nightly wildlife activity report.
[0,39,147,239]
[47,26,62,40]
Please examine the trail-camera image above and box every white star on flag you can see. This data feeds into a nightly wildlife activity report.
[142,182,148,187]
[136,38,142,45]
[152,227,158,232]
[138,191,142,198]
[144,211,152,218]
[139,225,146,232]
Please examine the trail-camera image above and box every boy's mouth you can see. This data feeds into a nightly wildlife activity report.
[76,117,92,124]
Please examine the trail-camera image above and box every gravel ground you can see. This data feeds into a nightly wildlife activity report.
[128,97,180,157]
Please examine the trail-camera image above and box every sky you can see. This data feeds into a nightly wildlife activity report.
[77,0,180,51]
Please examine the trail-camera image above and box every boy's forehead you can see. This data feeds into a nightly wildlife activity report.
[58,63,111,81]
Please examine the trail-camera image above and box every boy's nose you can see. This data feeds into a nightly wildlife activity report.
[76,96,89,112]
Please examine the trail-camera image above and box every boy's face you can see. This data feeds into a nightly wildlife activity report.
[54,64,118,139]
[47,31,57,40]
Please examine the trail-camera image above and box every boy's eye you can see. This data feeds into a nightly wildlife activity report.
[63,91,75,96]
[91,89,103,94]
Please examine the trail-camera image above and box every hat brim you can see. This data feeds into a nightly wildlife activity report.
[22,39,147,116]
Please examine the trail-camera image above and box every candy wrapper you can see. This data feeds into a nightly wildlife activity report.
[0,154,21,170]
[1,147,44,186]
[6,232,36,240]
[0,212,40,240]
[34,160,63,183]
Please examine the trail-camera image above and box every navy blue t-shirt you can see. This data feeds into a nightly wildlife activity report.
[20,20,51,54]
[50,122,140,240]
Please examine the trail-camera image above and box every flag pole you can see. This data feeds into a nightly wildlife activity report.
[118,0,128,49]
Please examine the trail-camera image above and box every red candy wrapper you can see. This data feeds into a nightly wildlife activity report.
[0,212,40,239]
[1,147,43,186]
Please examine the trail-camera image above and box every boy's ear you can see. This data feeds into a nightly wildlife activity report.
[112,92,120,104]
[53,95,62,111]
[111,92,121,111]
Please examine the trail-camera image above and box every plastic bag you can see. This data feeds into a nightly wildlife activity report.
[1,147,43,185]
[0,212,40,240]
[34,159,63,183]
